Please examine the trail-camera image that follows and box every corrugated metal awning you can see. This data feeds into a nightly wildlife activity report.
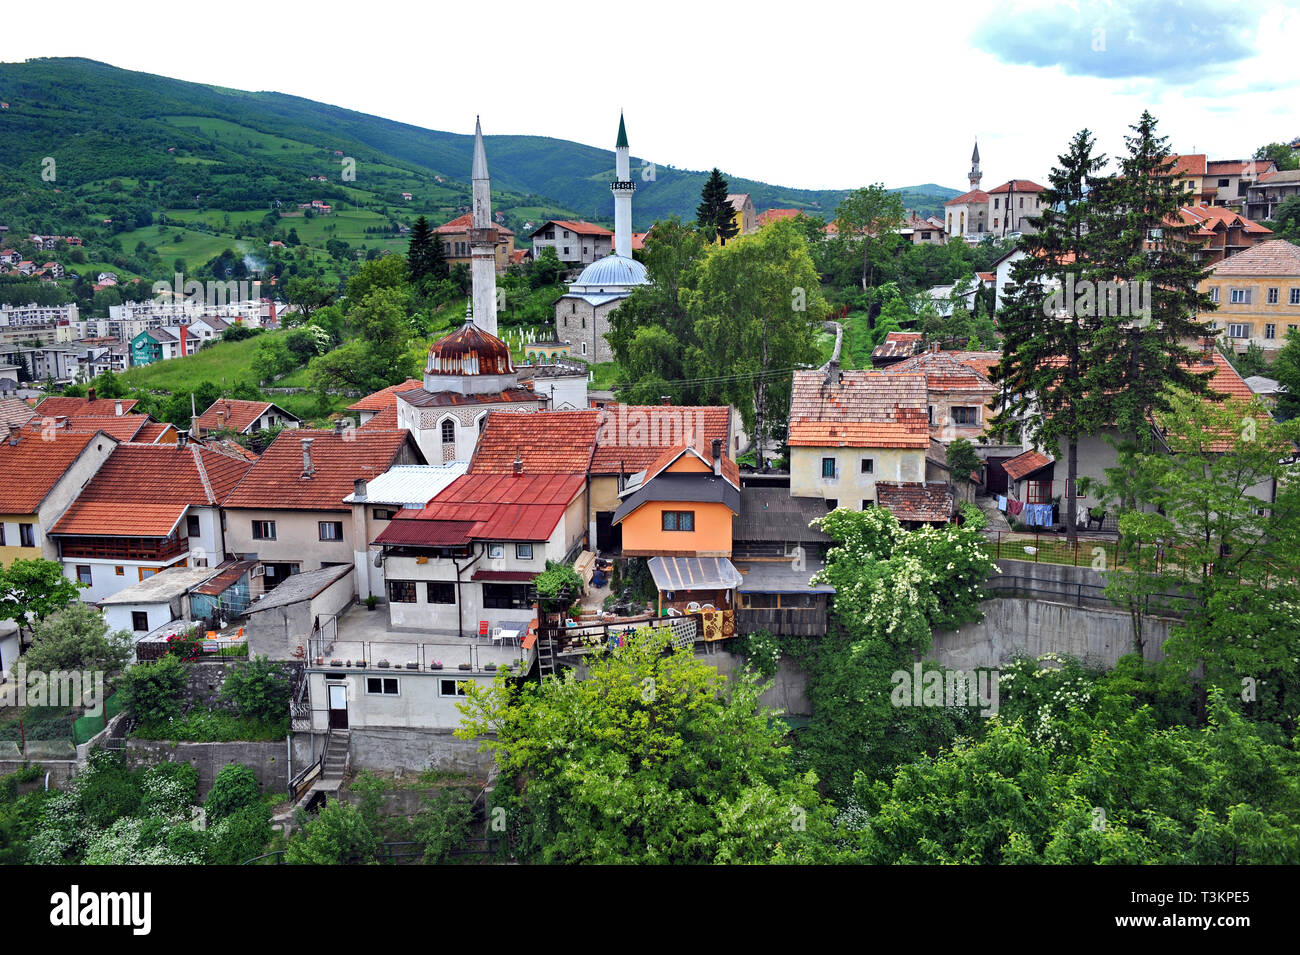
[647,556,742,593]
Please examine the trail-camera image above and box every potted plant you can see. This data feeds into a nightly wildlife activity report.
[365,595,378,612]
[377,659,390,669]
[458,663,472,671]
[355,660,366,668]
[330,659,344,667]
[431,660,444,670]
[485,663,498,672]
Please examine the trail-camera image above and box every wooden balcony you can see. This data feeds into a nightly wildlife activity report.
[58,534,190,562]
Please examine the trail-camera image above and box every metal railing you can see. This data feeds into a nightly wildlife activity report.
[985,573,1196,615]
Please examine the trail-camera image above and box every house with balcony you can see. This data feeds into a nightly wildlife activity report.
[0,427,117,568]
[1205,159,1276,212]
[1198,239,1300,354]
[372,469,587,637]
[788,365,931,517]
[884,348,999,444]
[222,428,425,595]
[530,220,614,267]
[1246,169,1300,222]
[731,487,834,636]
[47,438,253,602]
[434,213,514,274]
[1176,205,1272,265]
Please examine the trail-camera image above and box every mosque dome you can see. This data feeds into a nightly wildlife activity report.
[426,321,513,376]
[571,253,648,291]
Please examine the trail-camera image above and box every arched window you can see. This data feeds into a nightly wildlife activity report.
[440,419,454,444]
[477,414,489,432]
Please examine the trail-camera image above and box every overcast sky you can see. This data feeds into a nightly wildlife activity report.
[4,0,1298,192]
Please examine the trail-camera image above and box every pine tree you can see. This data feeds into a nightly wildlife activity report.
[989,129,1110,543]
[407,215,446,284]
[696,168,738,245]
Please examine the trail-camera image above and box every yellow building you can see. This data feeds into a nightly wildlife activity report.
[1199,239,1300,355]
[725,193,757,239]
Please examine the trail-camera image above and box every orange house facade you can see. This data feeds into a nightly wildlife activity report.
[613,443,740,558]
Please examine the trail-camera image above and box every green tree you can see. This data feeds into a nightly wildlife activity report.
[406,215,447,284]
[220,656,290,723]
[204,764,262,822]
[0,558,86,640]
[528,245,564,289]
[253,335,296,382]
[696,168,738,245]
[945,437,980,486]
[282,276,335,326]
[116,654,187,725]
[1253,141,1300,172]
[1272,327,1300,420]
[286,800,379,865]
[21,601,133,675]
[455,628,833,863]
[833,184,906,291]
[309,285,416,394]
[1267,194,1300,242]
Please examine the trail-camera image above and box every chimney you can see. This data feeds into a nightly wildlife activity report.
[87,385,96,401]
[824,359,840,387]
[177,432,188,450]
[353,478,367,502]
[334,417,348,434]
[301,437,315,477]
[660,395,671,406]
[711,438,722,477]
[513,452,523,475]
[217,409,226,431]
[7,422,20,446]
[114,399,123,417]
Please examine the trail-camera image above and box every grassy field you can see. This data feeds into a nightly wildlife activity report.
[117,224,251,266]
[161,115,320,156]
[118,333,268,392]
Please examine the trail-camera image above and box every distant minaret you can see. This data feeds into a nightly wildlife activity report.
[969,139,982,192]
[470,116,498,335]
[611,112,635,258]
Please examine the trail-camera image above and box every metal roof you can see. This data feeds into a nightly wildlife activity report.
[97,566,222,605]
[344,463,469,507]
[247,564,354,613]
[612,473,740,525]
[734,559,835,594]
[647,556,742,593]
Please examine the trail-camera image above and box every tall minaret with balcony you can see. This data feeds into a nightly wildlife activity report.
[611,112,635,258]
[969,139,982,192]
[470,116,498,336]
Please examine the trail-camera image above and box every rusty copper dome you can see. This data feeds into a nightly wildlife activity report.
[426,322,514,377]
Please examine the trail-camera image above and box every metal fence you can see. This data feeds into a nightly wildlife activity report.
[985,573,1196,615]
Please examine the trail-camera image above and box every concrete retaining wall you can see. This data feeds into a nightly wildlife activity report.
[929,596,1175,670]
[704,650,811,715]
[345,727,496,777]
[0,759,76,788]
[123,738,290,798]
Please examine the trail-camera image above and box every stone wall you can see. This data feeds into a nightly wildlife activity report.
[123,738,290,798]
[704,650,811,715]
[0,759,76,789]
[345,727,496,777]
[180,659,303,711]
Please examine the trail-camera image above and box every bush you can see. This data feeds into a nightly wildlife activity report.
[408,789,475,863]
[285,800,378,865]
[205,764,261,822]
[77,751,143,829]
[22,601,133,675]
[208,804,273,864]
[221,656,290,723]
[959,500,988,531]
[117,654,187,723]
[737,629,781,679]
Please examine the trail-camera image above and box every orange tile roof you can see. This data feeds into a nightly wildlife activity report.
[195,398,296,435]
[347,378,423,413]
[1003,449,1053,480]
[40,414,150,441]
[1166,154,1208,177]
[53,501,188,538]
[789,370,929,449]
[1207,239,1300,276]
[34,396,138,416]
[886,350,994,391]
[872,331,923,361]
[987,180,1046,195]
[134,422,176,443]
[357,404,399,430]
[538,219,612,237]
[222,428,416,511]
[434,213,514,237]
[875,481,954,523]
[0,430,103,514]
[943,189,990,207]
[639,443,740,488]
[589,404,733,474]
[757,208,804,226]
[470,409,599,473]
[950,351,1002,380]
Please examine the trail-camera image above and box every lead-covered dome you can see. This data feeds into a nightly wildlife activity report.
[571,254,648,291]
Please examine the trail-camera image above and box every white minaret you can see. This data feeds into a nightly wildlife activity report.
[969,139,982,192]
[470,116,498,336]
[611,112,635,259]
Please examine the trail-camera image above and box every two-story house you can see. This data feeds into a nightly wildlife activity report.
[884,348,999,443]
[222,428,425,594]
[47,438,253,601]
[372,468,587,636]
[788,365,931,514]
[1198,239,1300,354]
[434,213,514,274]
[194,398,303,437]
[0,427,117,568]
[529,220,614,267]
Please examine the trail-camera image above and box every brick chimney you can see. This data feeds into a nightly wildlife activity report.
[513,452,523,475]
[87,385,96,401]
[7,422,20,446]
[301,437,315,477]
[660,395,671,406]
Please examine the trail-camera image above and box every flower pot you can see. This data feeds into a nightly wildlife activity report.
[458,663,471,671]
[316,658,324,666]
[431,663,443,670]
[330,660,343,667]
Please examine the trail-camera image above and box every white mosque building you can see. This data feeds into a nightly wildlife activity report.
[554,113,649,363]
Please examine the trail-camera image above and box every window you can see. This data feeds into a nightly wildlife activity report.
[0,525,5,546]
[581,342,587,356]
[952,406,979,425]
[186,514,201,537]
[76,565,92,586]
[131,611,149,632]
[993,198,999,209]
[825,498,837,510]
[19,523,34,548]
[139,568,157,580]
[1230,288,1251,304]
[440,419,454,443]
[860,458,874,474]
[821,457,836,479]
[1227,323,1251,338]
[251,520,276,540]
[581,317,586,329]
[563,247,570,256]
[373,507,398,520]
[319,521,344,541]
[426,581,455,604]
[439,679,468,697]
[515,543,534,559]
[1268,287,1280,304]
[487,542,504,559]
[661,511,695,532]
[1210,286,1220,303]
[862,500,872,510]
[114,566,124,576]
[1218,178,1230,188]
[1291,288,1300,305]
[366,677,399,696]
[1018,197,1024,208]
[993,218,999,229]
[388,580,416,602]
[1266,324,1276,340]
[483,583,530,609]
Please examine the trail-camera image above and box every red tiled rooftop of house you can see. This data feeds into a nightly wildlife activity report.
[875,481,954,523]
[223,429,416,511]
[434,213,514,237]
[33,414,150,442]
[347,378,422,413]
[0,429,103,514]
[986,180,1047,195]
[470,409,599,473]
[871,331,923,361]
[789,370,930,449]
[944,189,990,207]
[194,398,294,435]
[534,219,613,237]
[757,208,804,226]
[1166,154,1208,178]
[357,404,399,430]
[638,443,741,488]
[385,471,585,543]
[589,404,732,474]
[886,350,994,391]
[34,396,138,416]
[134,422,175,443]
[1003,449,1053,481]
[52,501,189,538]
[1207,239,1300,276]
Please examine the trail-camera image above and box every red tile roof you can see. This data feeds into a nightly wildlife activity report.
[757,208,804,226]
[195,398,296,435]
[36,414,150,441]
[589,404,733,474]
[871,331,923,361]
[886,350,994,391]
[470,409,599,473]
[134,422,176,443]
[950,351,1002,380]
[944,189,990,206]
[1207,239,1300,276]
[0,430,104,514]
[875,481,954,523]
[533,219,613,237]
[34,396,137,416]
[347,378,422,413]
[53,501,188,538]
[1003,449,1053,480]
[386,471,584,542]
[357,404,399,430]
[223,429,417,511]
[434,213,514,237]
[1166,154,1208,178]
[788,370,930,449]
[638,443,741,488]
[0,398,36,429]
[987,180,1046,195]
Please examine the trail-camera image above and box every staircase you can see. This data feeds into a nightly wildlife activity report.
[321,730,350,782]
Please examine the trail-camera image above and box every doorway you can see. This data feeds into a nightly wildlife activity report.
[328,684,348,729]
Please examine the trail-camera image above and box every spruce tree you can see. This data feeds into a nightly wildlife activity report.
[407,215,446,284]
[696,168,738,245]
[989,129,1110,543]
